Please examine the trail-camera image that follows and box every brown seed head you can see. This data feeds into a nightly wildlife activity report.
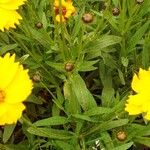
[35,22,43,29]
[82,13,93,23]
[136,0,144,4]
[32,72,41,82]
[116,131,127,141]
[112,7,120,16]
[65,62,74,72]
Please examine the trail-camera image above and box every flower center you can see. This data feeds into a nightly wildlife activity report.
[0,90,5,102]
[55,7,67,16]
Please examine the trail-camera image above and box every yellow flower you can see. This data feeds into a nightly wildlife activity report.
[54,0,76,22]
[125,68,150,120]
[0,53,33,125]
[131,68,150,93]
[0,0,27,31]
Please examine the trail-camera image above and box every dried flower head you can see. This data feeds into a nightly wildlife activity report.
[35,22,43,29]
[136,0,144,4]
[116,131,127,141]
[112,7,120,16]
[65,62,74,72]
[82,13,93,23]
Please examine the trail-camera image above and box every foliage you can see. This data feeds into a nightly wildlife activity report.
[0,0,150,149]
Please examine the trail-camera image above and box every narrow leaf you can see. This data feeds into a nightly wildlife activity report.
[27,127,73,140]
[128,21,150,53]
[70,74,97,111]
[3,124,16,143]
[33,116,69,126]
[112,142,133,150]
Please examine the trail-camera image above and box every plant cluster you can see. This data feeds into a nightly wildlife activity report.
[0,0,150,150]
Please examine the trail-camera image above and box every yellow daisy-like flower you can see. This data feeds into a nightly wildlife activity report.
[0,53,33,125]
[54,0,76,22]
[125,68,150,120]
[0,0,27,31]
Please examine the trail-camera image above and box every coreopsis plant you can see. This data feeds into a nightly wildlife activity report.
[0,53,33,125]
[125,68,150,120]
[0,0,150,149]
[54,0,76,22]
[0,0,27,31]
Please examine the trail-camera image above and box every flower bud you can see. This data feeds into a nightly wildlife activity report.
[32,72,41,82]
[65,62,74,72]
[82,13,93,23]
[35,22,43,29]
[136,0,144,4]
[116,131,127,141]
[112,7,120,16]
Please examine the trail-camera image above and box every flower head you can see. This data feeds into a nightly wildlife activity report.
[0,53,33,125]
[0,0,27,31]
[125,68,150,120]
[54,0,76,22]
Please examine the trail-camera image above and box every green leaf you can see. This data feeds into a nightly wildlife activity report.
[46,61,65,72]
[70,73,97,111]
[26,94,43,104]
[104,13,120,32]
[142,36,150,69]
[3,143,30,150]
[134,137,150,147]
[99,64,115,107]
[27,127,73,140]
[0,44,18,55]
[84,107,113,116]
[127,124,150,139]
[101,52,118,69]
[63,80,81,114]
[85,35,121,58]
[18,54,30,63]
[52,87,65,116]
[54,140,75,150]
[100,131,114,149]
[72,114,95,122]
[118,69,125,85]
[84,119,129,136]
[112,142,133,150]
[3,124,16,143]
[128,20,150,53]
[28,27,53,49]
[138,0,150,17]
[77,60,99,72]
[33,116,69,126]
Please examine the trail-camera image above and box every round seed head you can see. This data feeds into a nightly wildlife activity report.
[112,7,120,16]
[82,13,93,23]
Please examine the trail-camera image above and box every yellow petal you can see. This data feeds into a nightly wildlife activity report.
[125,103,142,115]
[5,65,33,104]
[131,68,150,93]
[0,8,22,31]
[0,0,27,10]
[65,10,73,18]
[0,103,25,125]
[0,53,19,88]
[54,0,66,7]
[0,102,9,117]
[55,14,66,22]
[144,112,150,120]
[125,94,144,115]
